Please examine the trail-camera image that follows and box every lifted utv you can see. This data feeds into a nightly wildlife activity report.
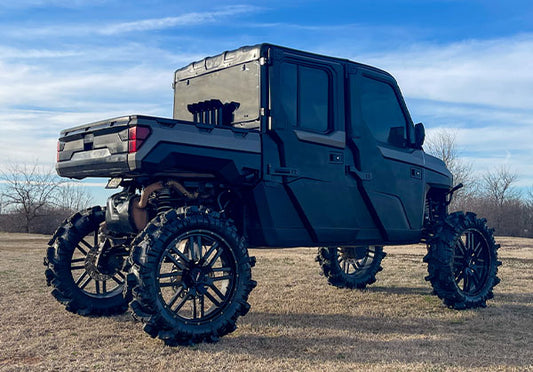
[45,44,500,345]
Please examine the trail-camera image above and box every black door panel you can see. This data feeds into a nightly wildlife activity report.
[264,50,378,245]
[348,70,425,243]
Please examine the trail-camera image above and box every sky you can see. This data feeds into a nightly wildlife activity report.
[1,0,532,205]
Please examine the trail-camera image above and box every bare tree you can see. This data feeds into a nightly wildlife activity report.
[424,128,475,210]
[0,161,93,233]
[1,162,62,233]
[481,166,521,234]
[56,181,93,212]
[526,186,533,206]
[482,166,520,208]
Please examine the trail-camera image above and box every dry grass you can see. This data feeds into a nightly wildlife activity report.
[0,233,532,371]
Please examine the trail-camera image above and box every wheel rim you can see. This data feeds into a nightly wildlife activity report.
[337,246,376,277]
[70,229,125,299]
[157,230,236,323]
[453,228,491,296]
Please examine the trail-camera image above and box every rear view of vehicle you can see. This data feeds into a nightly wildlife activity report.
[45,44,500,346]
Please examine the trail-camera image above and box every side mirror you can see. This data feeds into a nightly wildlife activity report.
[414,122,425,149]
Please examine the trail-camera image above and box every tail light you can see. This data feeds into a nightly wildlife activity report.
[57,141,65,162]
[128,126,151,153]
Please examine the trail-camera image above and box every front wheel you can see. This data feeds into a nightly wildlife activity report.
[317,246,386,289]
[128,207,256,345]
[424,211,501,309]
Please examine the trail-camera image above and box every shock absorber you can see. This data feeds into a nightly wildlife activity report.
[156,187,173,214]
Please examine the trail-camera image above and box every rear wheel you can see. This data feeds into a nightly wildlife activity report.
[128,207,256,345]
[317,246,386,289]
[44,207,129,316]
[424,211,501,309]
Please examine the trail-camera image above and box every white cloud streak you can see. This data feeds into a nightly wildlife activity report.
[100,5,260,35]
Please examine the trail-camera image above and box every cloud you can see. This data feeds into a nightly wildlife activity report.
[0,59,173,110]
[355,34,533,110]
[0,46,83,59]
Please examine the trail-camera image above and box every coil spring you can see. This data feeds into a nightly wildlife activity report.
[157,188,173,214]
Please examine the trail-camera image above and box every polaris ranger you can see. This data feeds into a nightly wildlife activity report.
[45,44,500,345]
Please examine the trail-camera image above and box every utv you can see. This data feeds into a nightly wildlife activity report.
[45,44,500,345]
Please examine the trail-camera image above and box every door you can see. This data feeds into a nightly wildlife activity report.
[347,68,425,243]
[264,50,372,244]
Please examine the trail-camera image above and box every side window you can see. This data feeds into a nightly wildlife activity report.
[279,62,330,133]
[358,75,408,147]
[280,63,297,125]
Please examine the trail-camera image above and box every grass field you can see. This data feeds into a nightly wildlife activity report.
[0,233,531,371]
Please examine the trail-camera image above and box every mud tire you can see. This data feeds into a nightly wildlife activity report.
[128,206,256,345]
[424,211,501,309]
[317,246,386,289]
[44,206,129,316]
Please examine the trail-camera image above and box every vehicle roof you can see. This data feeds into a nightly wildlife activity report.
[174,43,393,82]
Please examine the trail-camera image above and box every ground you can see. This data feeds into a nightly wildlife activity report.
[0,233,531,371]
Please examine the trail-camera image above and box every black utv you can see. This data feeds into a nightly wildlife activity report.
[45,44,500,345]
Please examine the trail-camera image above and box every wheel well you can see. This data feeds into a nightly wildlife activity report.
[105,178,249,236]
[145,179,248,233]
[424,187,449,234]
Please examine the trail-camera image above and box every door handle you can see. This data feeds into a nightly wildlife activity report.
[268,165,299,177]
[346,166,373,181]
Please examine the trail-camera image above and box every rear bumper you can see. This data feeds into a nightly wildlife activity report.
[56,153,130,179]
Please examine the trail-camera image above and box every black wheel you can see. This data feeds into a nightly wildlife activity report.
[128,207,256,345]
[44,207,129,316]
[424,211,501,309]
[317,246,386,289]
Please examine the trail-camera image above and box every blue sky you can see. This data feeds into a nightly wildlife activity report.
[1,0,532,204]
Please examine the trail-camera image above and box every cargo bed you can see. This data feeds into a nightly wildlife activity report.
[57,115,262,183]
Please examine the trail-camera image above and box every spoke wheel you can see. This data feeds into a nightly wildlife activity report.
[158,231,236,323]
[45,206,129,316]
[128,206,256,345]
[317,246,386,289]
[453,229,491,296]
[425,211,501,309]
